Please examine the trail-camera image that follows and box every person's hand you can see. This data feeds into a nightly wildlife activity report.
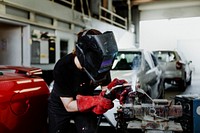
[107,78,127,90]
[97,95,114,110]
[92,105,107,114]
[92,98,114,114]
[76,95,113,113]
[118,86,132,104]
[103,78,128,100]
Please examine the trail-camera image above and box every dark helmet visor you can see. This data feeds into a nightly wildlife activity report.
[83,31,118,83]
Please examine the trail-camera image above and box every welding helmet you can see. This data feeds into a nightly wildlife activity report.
[76,29,118,83]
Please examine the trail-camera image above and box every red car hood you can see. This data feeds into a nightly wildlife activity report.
[0,66,49,133]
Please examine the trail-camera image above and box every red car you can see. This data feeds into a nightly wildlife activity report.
[0,66,50,133]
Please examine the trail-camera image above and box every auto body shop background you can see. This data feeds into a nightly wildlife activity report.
[140,17,200,75]
[137,1,200,75]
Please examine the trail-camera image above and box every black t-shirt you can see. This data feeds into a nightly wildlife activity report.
[49,53,111,116]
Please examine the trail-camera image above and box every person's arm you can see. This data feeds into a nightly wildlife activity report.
[60,85,108,112]
[59,80,113,114]
[60,94,114,114]
[60,97,78,112]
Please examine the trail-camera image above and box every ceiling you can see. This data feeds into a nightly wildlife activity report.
[130,0,156,6]
[112,0,200,20]
[130,0,200,10]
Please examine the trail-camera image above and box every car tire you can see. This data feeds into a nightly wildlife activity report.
[158,78,165,99]
[179,80,186,91]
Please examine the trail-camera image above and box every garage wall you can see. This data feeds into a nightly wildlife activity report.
[177,39,200,74]
[0,24,22,65]
[88,19,135,49]
[55,30,75,61]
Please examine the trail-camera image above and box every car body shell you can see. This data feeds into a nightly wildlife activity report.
[0,66,50,133]
[153,50,192,90]
[102,48,164,127]
[111,48,163,99]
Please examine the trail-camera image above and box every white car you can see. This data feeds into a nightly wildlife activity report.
[111,48,164,99]
[153,50,192,91]
[100,48,164,128]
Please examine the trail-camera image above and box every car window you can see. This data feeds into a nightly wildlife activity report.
[154,51,176,62]
[112,51,141,70]
[132,54,141,70]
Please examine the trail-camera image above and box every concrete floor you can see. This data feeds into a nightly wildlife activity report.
[165,72,200,99]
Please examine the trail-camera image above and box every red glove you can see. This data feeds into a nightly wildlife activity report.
[92,105,111,115]
[107,78,128,90]
[102,78,128,100]
[118,86,132,104]
[76,95,114,114]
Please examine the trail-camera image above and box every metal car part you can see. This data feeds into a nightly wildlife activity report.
[115,88,183,132]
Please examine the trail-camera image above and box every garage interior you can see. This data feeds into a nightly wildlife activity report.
[0,0,200,133]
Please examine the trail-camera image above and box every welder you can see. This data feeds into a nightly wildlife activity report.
[48,29,128,133]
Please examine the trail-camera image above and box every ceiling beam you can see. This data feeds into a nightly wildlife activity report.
[130,0,156,6]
